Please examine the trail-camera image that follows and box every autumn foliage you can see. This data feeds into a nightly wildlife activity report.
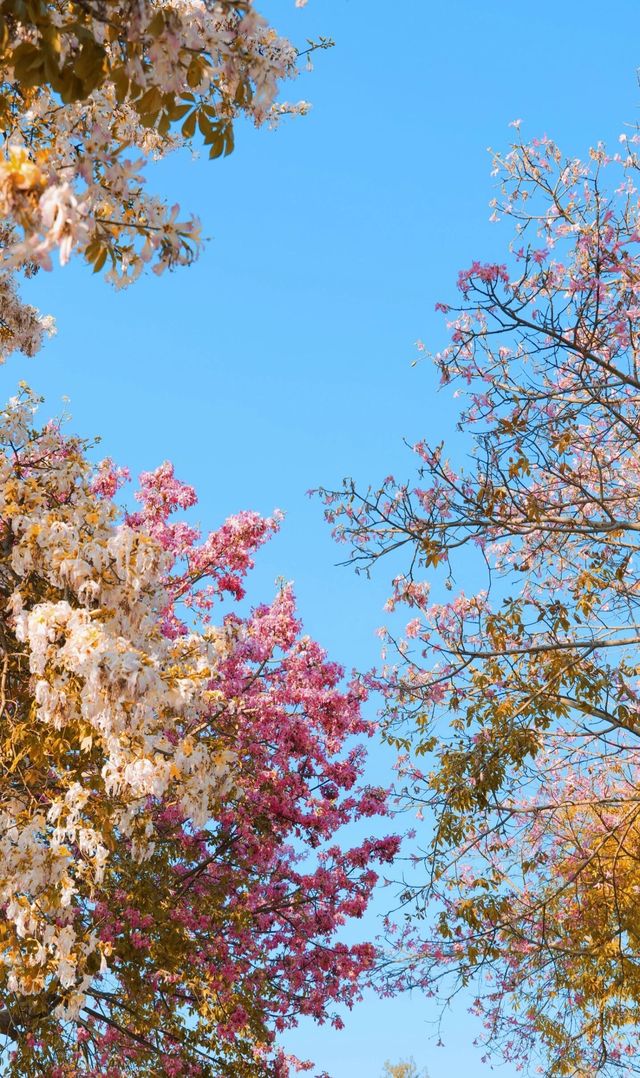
[11,0,640,1073]
[0,4,396,1075]
[0,388,397,1076]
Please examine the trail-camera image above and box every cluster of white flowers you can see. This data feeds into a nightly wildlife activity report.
[0,0,308,355]
[0,270,55,361]
[0,391,234,1010]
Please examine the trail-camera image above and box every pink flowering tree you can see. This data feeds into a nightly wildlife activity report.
[0,388,398,1077]
[320,127,640,1074]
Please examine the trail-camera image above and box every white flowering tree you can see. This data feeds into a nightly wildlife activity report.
[0,0,327,360]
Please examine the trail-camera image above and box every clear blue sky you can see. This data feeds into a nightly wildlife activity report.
[14,2,640,1074]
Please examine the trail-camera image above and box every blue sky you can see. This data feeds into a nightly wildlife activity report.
[13,1,640,1073]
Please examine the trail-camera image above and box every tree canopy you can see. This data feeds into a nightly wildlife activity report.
[0,387,398,1077]
[322,127,640,1074]
[0,0,324,360]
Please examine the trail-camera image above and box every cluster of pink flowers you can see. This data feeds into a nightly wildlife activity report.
[0,390,399,1077]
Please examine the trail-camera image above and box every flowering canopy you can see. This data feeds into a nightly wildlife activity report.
[0,387,397,1077]
[321,129,640,1075]
[0,0,323,361]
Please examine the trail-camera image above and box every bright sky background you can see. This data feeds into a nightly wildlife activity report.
[12,1,640,1074]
